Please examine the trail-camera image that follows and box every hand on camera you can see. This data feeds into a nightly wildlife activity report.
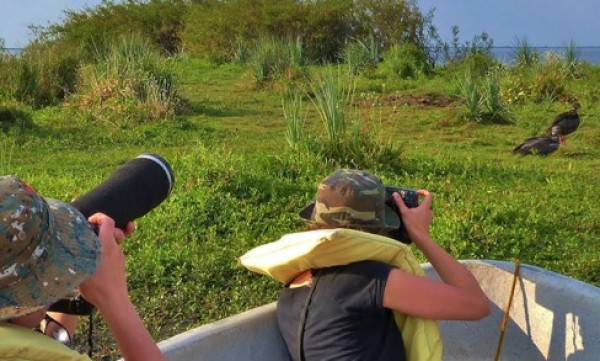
[393,190,433,246]
[78,213,135,313]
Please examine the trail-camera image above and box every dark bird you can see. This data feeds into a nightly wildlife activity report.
[547,101,580,144]
[513,135,560,156]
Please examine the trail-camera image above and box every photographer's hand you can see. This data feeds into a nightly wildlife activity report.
[45,220,135,340]
[386,190,490,320]
[393,189,433,245]
[79,213,166,361]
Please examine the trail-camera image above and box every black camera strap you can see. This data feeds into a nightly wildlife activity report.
[295,270,320,361]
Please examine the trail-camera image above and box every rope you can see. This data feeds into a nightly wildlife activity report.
[494,260,520,361]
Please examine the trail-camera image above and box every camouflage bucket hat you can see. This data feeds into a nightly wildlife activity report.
[0,176,101,320]
[299,169,400,230]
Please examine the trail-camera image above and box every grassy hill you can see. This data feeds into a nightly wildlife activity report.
[2,56,599,358]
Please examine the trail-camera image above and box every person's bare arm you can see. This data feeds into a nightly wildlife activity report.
[383,190,490,320]
[79,214,165,361]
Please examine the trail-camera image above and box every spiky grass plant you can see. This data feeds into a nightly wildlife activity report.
[512,37,538,67]
[457,70,482,120]
[342,35,380,75]
[310,69,354,143]
[563,40,580,76]
[305,68,402,170]
[483,70,509,121]
[282,88,305,151]
[248,35,306,85]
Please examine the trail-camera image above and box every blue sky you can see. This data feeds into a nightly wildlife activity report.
[2,1,600,48]
[419,0,600,47]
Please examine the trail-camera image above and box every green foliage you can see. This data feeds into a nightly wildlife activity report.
[456,70,509,123]
[0,100,33,132]
[5,43,80,108]
[46,0,188,55]
[456,70,482,119]
[282,88,305,151]
[309,69,354,143]
[378,43,432,79]
[68,36,180,124]
[563,40,580,75]
[512,37,539,68]
[341,35,380,75]
[182,0,354,63]
[501,51,573,104]
[4,56,600,359]
[247,35,306,85]
[352,0,429,52]
[443,26,494,65]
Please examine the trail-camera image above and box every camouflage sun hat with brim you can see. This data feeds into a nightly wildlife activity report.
[0,175,101,320]
[299,169,400,230]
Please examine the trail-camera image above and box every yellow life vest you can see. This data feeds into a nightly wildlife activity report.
[0,322,90,361]
[239,228,443,361]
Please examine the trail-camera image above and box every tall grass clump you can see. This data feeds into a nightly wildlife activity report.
[512,37,538,67]
[483,70,509,121]
[310,69,353,143]
[341,35,380,75]
[2,43,80,108]
[457,70,509,123]
[457,70,482,120]
[305,69,402,170]
[69,36,180,124]
[282,89,305,151]
[563,40,580,76]
[247,35,306,85]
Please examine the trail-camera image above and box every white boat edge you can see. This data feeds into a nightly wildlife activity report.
[148,259,600,361]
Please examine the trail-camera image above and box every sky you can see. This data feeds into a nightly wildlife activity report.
[1,1,600,48]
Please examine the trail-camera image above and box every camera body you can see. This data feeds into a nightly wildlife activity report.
[384,186,419,244]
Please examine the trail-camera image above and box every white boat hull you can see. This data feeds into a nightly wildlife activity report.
[155,260,600,360]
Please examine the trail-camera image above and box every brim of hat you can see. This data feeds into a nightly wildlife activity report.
[0,199,101,320]
[298,201,400,230]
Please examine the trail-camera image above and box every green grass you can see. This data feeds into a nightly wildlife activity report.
[2,57,599,359]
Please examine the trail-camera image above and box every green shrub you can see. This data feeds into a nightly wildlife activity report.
[247,35,306,85]
[182,0,353,63]
[46,0,188,55]
[341,35,380,75]
[501,51,571,104]
[378,43,431,79]
[0,100,33,132]
[8,43,80,108]
[68,36,180,124]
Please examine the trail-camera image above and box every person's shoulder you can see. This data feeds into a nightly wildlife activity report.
[322,260,394,280]
[0,322,91,361]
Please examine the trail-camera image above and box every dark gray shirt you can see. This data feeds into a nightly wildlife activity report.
[277,261,406,361]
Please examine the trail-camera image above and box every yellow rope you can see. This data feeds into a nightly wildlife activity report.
[494,260,521,361]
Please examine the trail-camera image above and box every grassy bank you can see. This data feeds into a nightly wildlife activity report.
[2,57,599,358]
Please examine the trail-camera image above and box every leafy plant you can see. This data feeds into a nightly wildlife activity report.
[378,43,432,79]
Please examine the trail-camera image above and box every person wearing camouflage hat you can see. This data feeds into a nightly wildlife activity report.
[0,175,165,361]
[276,169,491,361]
[298,169,400,230]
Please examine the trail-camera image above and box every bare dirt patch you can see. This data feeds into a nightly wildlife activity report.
[382,93,459,107]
